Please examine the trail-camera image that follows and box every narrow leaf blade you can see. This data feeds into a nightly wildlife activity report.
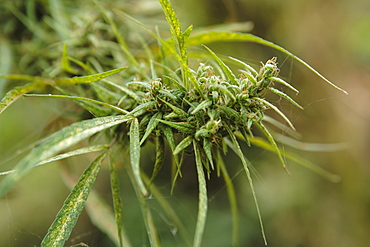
[187,32,347,94]
[41,152,106,247]
[130,118,147,196]
[0,115,130,198]
[193,141,208,247]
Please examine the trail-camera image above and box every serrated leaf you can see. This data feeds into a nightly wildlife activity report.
[191,99,212,114]
[140,112,163,145]
[41,152,106,247]
[130,118,147,196]
[149,136,165,183]
[269,76,299,94]
[203,45,238,85]
[157,119,195,133]
[268,87,304,110]
[0,145,108,176]
[187,32,347,94]
[216,105,240,121]
[158,97,188,119]
[158,0,184,53]
[54,67,127,85]
[0,115,130,198]
[193,141,208,247]
[128,101,156,117]
[228,56,258,76]
[0,82,40,115]
[254,97,296,130]
[173,135,193,155]
[203,138,214,170]
[160,125,182,179]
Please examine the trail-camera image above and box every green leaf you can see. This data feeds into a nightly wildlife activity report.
[193,141,208,247]
[173,135,193,155]
[160,125,182,180]
[140,112,163,145]
[0,82,40,115]
[0,115,131,198]
[228,56,258,76]
[41,152,106,247]
[187,32,348,94]
[158,97,188,119]
[269,76,299,94]
[54,67,127,85]
[158,0,185,56]
[61,44,77,74]
[225,126,267,246]
[203,45,238,85]
[191,99,212,114]
[149,136,165,183]
[0,145,108,176]
[157,119,195,133]
[203,138,214,170]
[254,97,296,130]
[256,122,290,174]
[130,118,148,196]
[267,87,304,110]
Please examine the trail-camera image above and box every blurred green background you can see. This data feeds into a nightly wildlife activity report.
[0,0,369,246]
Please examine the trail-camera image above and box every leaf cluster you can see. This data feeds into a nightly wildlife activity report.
[0,0,345,246]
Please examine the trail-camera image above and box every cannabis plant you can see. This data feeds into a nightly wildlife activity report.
[0,0,346,246]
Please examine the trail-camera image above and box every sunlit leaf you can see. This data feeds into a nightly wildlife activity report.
[203,45,238,85]
[0,145,108,176]
[173,135,193,155]
[254,97,296,130]
[149,136,165,183]
[193,141,208,247]
[41,152,106,247]
[130,118,148,196]
[0,115,131,198]
[267,87,304,110]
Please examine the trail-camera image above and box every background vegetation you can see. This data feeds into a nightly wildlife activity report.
[0,0,369,246]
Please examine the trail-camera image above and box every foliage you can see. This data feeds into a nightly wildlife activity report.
[0,0,346,246]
